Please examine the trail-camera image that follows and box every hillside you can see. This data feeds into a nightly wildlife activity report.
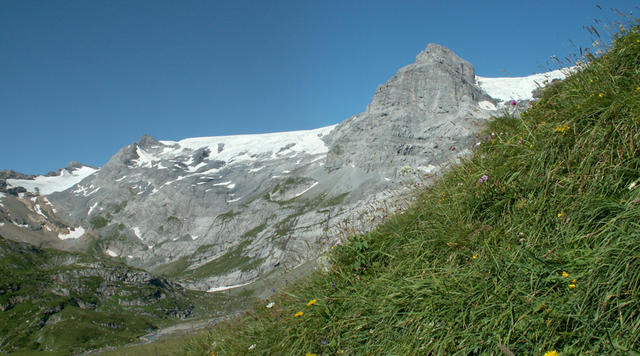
[0,236,250,354]
[182,23,640,355]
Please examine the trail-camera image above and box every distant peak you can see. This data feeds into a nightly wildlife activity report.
[138,134,162,148]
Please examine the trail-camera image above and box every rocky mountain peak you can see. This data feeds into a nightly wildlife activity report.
[138,134,162,149]
[326,43,491,176]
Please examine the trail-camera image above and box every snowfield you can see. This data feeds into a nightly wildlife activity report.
[159,125,336,164]
[7,166,97,195]
[58,226,85,240]
[476,68,572,102]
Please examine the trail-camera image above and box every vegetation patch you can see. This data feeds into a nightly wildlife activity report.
[216,210,239,222]
[242,222,267,238]
[89,215,109,229]
[179,240,260,280]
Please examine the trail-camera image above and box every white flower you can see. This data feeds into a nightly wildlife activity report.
[629,182,637,190]
[248,344,256,350]
[266,302,275,308]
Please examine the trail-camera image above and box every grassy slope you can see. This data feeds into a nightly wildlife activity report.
[182,22,640,355]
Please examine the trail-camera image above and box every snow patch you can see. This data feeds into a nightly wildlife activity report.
[13,221,29,228]
[133,227,143,240]
[58,226,85,240]
[214,181,235,189]
[115,176,127,182]
[132,147,156,168]
[88,202,99,215]
[34,204,47,218]
[73,184,101,197]
[476,68,571,102]
[249,166,265,173]
[6,166,97,195]
[106,249,118,257]
[294,182,319,197]
[43,197,56,213]
[207,281,252,293]
[187,161,207,172]
[226,197,242,203]
[0,222,4,227]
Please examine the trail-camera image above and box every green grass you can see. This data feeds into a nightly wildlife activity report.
[90,215,109,229]
[181,23,640,355]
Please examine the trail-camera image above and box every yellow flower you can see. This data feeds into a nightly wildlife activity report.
[295,311,304,317]
[636,86,640,91]
[598,93,604,98]
[557,212,563,218]
[562,271,569,277]
[555,124,570,134]
[589,79,594,83]
[307,299,317,306]
[338,351,345,355]
[569,284,576,289]
[572,278,577,283]
[472,254,478,259]
[576,104,581,109]
[305,353,317,356]
[544,350,560,356]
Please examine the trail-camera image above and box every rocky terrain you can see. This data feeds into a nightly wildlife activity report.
[0,44,568,295]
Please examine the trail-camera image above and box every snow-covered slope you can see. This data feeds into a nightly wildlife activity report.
[122,125,336,171]
[7,166,97,195]
[476,68,571,102]
[161,125,336,163]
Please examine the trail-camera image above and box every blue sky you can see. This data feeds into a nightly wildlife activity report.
[1,1,638,174]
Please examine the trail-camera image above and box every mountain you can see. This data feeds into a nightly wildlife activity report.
[0,44,569,296]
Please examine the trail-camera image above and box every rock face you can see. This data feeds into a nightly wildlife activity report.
[0,44,564,293]
[325,44,492,177]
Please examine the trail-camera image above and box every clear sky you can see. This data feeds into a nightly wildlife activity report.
[1,1,638,174]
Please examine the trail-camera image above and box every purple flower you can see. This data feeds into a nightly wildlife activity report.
[510,100,516,106]
[478,174,489,183]
[321,339,328,345]
[332,282,337,288]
